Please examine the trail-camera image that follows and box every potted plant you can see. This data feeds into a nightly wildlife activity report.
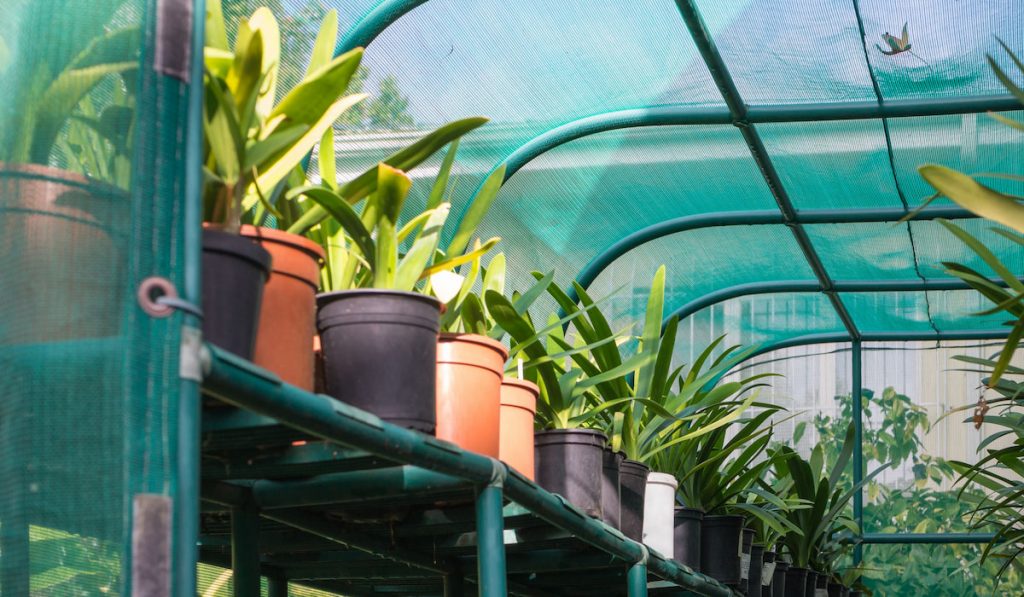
[736,469,806,597]
[540,266,772,546]
[645,359,779,576]
[486,280,624,517]
[202,0,488,376]
[774,426,887,597]
[0,4,138,344]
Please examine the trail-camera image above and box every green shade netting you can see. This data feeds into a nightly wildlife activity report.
[1,0,193,593]
[310,0,1024,345]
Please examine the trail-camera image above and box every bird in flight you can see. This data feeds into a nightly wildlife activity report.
[876,22,933,70]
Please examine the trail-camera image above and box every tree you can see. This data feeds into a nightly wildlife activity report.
[366,74,414,130]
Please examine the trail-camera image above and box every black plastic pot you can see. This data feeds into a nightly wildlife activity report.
[740,527,754,592]
[816,573,828,596]
[804,571,818,597]
[534,429,606,517]
[748,544,765,596]
[673,507,703,571]
[201,229,272,359]
[784,566,808,597]
[771,560,789,597]
[806,573,823,593]
[760,550,776,596]
[619,459,649,541]
[700,514,745,586]
[601,448,623,529]
[316,290,441,432]
[827,582,844,597]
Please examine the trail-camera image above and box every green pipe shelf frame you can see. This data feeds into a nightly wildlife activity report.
[199,344,737,597]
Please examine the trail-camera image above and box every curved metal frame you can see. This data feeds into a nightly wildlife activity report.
[572,205,973,296]
[336,0,429,54]
[665,276,1004,324]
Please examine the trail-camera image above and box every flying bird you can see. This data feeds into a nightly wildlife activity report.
[876,22,933,70]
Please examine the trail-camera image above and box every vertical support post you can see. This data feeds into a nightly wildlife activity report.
[231,503,261,597]
[474,481,507,597]
[627,561,648,597]
[267,576,288,597]
[852,340,864,566]
[178,0,207,595]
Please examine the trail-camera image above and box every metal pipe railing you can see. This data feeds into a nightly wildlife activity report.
[200,343,734,596]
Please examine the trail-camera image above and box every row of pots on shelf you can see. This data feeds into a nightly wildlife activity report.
[202,226,541,472]
[203,229,858,597]
[528,430,856,597]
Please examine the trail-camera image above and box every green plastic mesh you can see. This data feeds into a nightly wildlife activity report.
[295,0,1024,347]
[0,0,193,593]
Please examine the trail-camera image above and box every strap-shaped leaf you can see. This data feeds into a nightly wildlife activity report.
[287,117,487,233]
[396,204,450,291]
[923,167,1024,233]
[447,163,506,257]
[299,187,375,270]
[305,9,338,77]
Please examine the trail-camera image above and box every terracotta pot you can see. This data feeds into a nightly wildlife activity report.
[499,377,538,479]
[240,226,324,390]
[435,333,508,456]
[0,164,127,344]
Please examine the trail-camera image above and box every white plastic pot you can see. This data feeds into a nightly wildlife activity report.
[642,472,679,555]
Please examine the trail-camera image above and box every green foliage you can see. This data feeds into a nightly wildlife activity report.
[303,145,502,292]
[0,4,138,177]
[774,424,888,570]
[202,1,369,232]
[816,387,1024,593]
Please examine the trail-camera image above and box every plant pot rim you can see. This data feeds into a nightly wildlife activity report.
[317,289,442,308]
[701,513,745,524]
[239,225,325,260]
[0,162,126,196]
[202,227,272,273]
[619,458,650,476]
[535,428,607,448]
[502,376,539,392]
[440,332,509,360]
[646,471,678,487]
[500,377,538,412]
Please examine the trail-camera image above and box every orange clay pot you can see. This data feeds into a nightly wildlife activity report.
[240,226,324,390]
[435,333,508,456]
[1,163,127,344]
[500,377,539,480]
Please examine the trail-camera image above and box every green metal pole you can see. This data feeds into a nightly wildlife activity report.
[628,561,649,597]
[852,340,864,566]
[267,576,288,597]
[475,483,507,596]
[177,0,206,595]
[231,503,262,597]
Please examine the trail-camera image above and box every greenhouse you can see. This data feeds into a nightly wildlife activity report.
[2,0,1024,595]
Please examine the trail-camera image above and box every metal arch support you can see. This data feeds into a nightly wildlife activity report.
[571,205,974,297]
[673,0,860,339]
[663,277,1016,326]
[336,0,429,55]
[738,329,1012,365]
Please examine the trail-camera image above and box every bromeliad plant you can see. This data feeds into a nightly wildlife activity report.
[202,0,487,236]
[543,266,773,463]
[774,425,888,570]
[654,403,786,515]
[484,274,628,429]
[916,38,1024,385]
[1,1,139,173]
[297,153,505,293]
